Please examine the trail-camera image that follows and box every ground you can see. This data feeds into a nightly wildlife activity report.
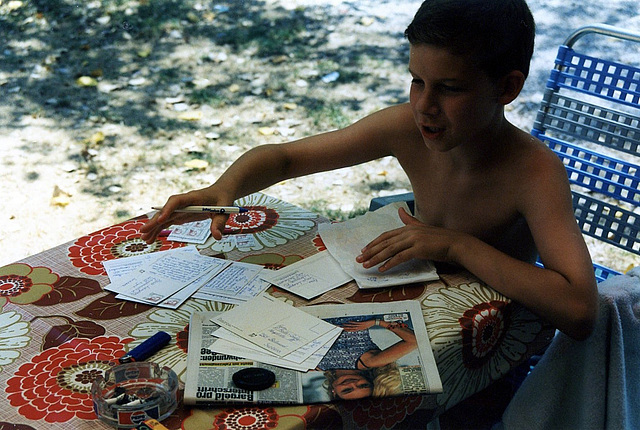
[1,0,639,272]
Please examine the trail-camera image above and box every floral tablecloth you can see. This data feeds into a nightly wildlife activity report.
[0,194,553,429]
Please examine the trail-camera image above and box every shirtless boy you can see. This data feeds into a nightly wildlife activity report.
[142,0,598,340]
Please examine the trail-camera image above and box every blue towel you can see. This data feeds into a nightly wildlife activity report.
[499,267,640,430]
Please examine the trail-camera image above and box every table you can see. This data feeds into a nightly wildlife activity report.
[0,193,553,429]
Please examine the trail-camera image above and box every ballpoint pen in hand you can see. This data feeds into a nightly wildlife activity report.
[152,206,249,214]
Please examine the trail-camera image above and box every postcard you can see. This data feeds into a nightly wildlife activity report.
[167,219,212,244]
[260,251,353,299]
[211,293,340,357]
[106,251,229,304]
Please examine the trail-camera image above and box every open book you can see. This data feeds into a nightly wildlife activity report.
[184,300,442,405]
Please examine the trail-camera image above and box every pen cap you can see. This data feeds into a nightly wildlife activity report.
[121,331,171,363]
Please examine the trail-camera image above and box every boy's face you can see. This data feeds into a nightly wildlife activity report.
[408,44,504,153]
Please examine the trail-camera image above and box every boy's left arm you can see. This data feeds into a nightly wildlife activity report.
[503,155,599,340]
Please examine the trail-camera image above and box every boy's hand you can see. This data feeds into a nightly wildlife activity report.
[140,188,231,243]
[356,207,461,272]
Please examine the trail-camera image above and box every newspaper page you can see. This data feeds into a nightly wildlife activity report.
[301,300,442,402]
[184,311,303,405]
[184,300,442,405]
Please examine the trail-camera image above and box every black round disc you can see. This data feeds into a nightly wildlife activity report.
[232,367,276,391]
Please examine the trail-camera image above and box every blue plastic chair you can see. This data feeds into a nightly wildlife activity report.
[532,24,640,281]
[370,24,640,282]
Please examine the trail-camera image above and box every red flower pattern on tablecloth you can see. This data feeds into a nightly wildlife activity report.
[460,300,511,369]
[203,194,317,253]
[184,406,311,430]
[6,335,133,423]
[224,207,279,235]
[68,219,184,276]
[342,395,424,429]
[213,407,280,429]
[0,263,59,308]
[312,234,326,252]
[423,282,542,409]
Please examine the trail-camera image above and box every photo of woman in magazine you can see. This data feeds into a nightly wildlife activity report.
[302,314,421,401]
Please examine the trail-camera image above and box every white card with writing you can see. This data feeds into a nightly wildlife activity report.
[211,293,339,357]
[167,219,212,244]
[193,274,270,304]
[108,251,227,304]
[195,261,263,299]
[260,251,352,299]
[103,246,200,282]
[209,326,341,371]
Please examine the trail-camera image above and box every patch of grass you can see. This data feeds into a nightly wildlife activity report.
[129,0,194,41]
[216,10,311,57]
[336,69,365,84]
[86,163,99,175]
[25,171,40,181]
[315,60,340,76]
[157,68,180,84]
[369,180,394,191]
[115,209,131,219]
[306,199,368,221]
[304,99,351,129]
[188,87,227,107]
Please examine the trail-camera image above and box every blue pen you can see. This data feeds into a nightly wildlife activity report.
[119,331,171,364]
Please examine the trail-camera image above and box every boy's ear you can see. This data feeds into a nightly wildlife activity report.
[498,70,525,105]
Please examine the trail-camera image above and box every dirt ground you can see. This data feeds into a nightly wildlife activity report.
[1,0,639,272]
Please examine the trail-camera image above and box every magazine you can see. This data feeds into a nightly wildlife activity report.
[183,300,442,405]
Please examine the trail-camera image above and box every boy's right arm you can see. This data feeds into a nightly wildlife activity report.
[141,104,413,243]
[140,144,292,242]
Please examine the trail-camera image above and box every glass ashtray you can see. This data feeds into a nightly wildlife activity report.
[91,362,178,428]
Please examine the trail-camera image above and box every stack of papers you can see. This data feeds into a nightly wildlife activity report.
[164,218,261,251]
[208,293,342,371]
[260,202,439,298]
[318,201,439,289]
[166,219,212,244]
[193,261,269,305]
[103,247,270,308]
[104,201,439,308]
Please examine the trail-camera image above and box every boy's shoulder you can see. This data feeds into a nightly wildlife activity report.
[502,128,570,192]
[372,103,415,127]
[512,129,565,172]
[359,103,422,146]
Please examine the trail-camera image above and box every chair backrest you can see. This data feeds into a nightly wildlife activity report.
[531,24,640,281]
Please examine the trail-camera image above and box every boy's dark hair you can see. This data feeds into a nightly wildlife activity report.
[405,0,535,79]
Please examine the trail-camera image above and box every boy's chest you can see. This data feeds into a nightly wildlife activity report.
[407,164,522,240]
[415,188,513,233]
[404,161,537,262]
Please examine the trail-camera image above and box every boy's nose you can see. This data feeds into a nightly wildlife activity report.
[415,89,440,116]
